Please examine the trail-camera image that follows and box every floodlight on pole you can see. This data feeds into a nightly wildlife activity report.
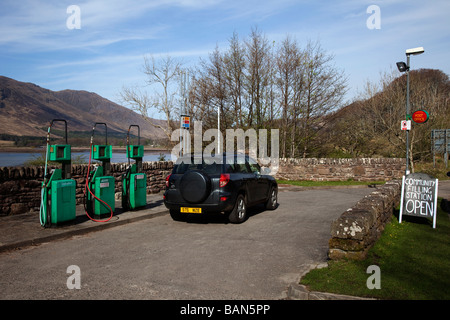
[396,62,408,73]
[396,46,424,175]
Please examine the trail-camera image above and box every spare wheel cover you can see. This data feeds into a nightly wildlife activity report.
[180,170,211,203]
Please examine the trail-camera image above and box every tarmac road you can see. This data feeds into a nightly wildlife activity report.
[0,187,378,300]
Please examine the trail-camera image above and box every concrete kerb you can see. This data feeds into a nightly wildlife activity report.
[0,193,169,254]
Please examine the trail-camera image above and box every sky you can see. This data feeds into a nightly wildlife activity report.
[1,0,449,119]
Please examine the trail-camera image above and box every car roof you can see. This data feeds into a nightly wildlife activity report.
[174,153,254,164]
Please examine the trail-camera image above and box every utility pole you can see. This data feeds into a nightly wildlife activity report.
[179,71,190,157]
[396,47,424,175]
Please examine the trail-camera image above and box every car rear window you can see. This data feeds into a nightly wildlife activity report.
[173,157,223,174]
[172,154,259,175]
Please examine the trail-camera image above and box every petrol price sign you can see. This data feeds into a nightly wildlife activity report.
[181,115,190,129]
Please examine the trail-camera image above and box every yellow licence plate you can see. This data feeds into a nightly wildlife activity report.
[180,207,202,214]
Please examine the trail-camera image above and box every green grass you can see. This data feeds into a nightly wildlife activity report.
[300,201,450,300]
[277,179,385,187]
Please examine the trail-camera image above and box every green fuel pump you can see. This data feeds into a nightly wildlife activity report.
[39,119,76,227]
[84,122,115,221]
[122,125,147,211]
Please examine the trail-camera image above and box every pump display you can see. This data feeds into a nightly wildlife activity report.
[84,122,115,221]
[122,125,147,211]
[39,119,76,227]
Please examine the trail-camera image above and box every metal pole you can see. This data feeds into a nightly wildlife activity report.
[432,130,435,168]
[405,54,410,175]
[217,106,220,155]
[179,72,183,157]
[446,129,449,168]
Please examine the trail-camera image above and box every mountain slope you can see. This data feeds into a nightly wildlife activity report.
[0,76,165,140]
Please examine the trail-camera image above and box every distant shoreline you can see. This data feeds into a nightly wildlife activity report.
[0,146,171,154]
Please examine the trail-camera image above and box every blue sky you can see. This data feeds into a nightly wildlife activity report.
[1,0,449,118]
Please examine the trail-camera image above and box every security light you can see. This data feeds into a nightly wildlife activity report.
[406,47,424,55]
[396,61,408,72]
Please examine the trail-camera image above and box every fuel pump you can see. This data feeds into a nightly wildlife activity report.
[84,122,115,221]
[122,125,147,211]
[39,119,76,227]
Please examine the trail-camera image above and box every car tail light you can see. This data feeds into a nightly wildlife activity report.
[220,196,228,202]
[219,174,230,187]
[165,174,171,188]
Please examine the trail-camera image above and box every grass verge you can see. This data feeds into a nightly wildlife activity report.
[300,200,450,300]
[277,179,385,187]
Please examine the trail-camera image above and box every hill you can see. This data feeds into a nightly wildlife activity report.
[0,76,166,141]
[322,68,449,160]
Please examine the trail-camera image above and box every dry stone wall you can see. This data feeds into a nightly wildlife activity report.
[0,157,406,217]
[328,180,402,260]
[0,161,174,216]
[275,158,405,181]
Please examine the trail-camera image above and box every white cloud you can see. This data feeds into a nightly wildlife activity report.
[1,0,449,106]
[0,0,223,52]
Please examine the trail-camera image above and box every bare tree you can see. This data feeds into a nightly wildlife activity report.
[224,32,246,128]
[188,30,348,158]
[300,40,347,157]
[120,55,182,143]
[245,27,271,129]
[332,68,449,170]
[275,35,302,158]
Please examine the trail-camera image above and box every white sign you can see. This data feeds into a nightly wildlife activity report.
[401,120,411,131]
[399,173,438,228]
[100,181,109,188]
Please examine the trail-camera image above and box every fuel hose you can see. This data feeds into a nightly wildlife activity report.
[83,137,114,222]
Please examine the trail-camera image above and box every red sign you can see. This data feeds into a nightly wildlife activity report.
[412,110,429,124]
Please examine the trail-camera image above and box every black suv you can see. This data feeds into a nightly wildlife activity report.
[164,153,278,223]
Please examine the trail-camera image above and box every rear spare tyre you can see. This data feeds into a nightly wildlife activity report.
[180,170,211,203]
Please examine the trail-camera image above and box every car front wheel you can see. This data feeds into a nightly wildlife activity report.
[265,187,277,210]
[228,194,247,224]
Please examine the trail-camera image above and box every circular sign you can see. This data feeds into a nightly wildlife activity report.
[412,110,429,124]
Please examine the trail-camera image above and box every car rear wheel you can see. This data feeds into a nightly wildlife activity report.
[265,187,277,210]
[228,194,247,224]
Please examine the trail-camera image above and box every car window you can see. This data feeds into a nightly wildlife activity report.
[173,157,222,174]
[235,163,250,173]
[248,157,261,174]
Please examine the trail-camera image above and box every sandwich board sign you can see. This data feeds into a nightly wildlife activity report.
[399,173,438,228]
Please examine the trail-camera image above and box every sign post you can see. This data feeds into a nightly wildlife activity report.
[399,173,439,228]
[179,115,190,156]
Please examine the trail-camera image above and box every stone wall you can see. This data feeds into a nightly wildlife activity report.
[0,157,406,217]
[275,158,405,181]
[0,161,174,216]
[328,180,402,260]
